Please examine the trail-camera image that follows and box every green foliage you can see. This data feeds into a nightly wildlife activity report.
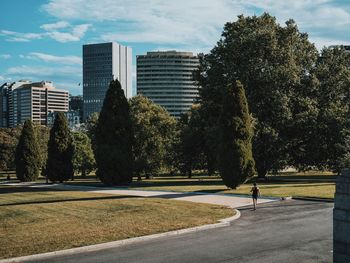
[173,105,206,177]
[0,128,21,170]
[309,47,350,173]
[33,125,50,170]
[197,13,318,178]
[94,79,133,185]
[72,131,95,177]
[84,112,99,143]
[218,81,255,188]
[130,95,176,179]
[46,112,74,182]
[15,120,41,181]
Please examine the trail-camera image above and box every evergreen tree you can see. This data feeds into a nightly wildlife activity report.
[94,79,133,185]
[15,120,41,181]
[218,81,255,188]
[46,112,74,182]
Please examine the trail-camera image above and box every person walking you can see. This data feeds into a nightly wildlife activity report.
[250,182,260,210]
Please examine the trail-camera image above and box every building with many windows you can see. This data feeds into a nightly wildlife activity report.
[136,51,200,118]
[0,80,68,127]
[83,42,132,120]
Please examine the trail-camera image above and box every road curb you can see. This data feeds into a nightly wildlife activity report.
[0,210,240,263]
[292,196,334,203]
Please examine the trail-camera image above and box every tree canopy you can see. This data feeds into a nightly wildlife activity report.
[130,95,176,179]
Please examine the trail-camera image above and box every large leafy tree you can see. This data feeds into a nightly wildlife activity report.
[72,131,95,177]
[46,112,75,182]
[310,47,350,173]
[15,120,41,181]
[197,13,318,178]
[94,79,133,185]
[130,95,176,179]
[173,105,206,178]
[218,81,255,188]
[0,128,21,171]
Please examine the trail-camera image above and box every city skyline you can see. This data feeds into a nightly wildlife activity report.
[1,0,350,95]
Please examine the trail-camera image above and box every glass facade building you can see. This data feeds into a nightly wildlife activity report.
[83,42,132,120]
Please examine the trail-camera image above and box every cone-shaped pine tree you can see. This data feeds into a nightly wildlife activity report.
[94,79,133,185]
[15,120,41,181]
[218,81,255,189]
[46,112,74,182]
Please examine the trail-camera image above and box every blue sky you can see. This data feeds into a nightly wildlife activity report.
[1,0,350,95]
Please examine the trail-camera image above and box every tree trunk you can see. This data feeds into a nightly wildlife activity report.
[137,174,142,181]
[188,169,192,179]
[145,174,150,180]
[257,167,267,179]
[81,167,86,178]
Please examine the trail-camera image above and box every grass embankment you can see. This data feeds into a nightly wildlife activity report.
[0,185,233,259]
[63,171,336,199]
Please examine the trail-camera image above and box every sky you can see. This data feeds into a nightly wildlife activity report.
[0,0,350,95]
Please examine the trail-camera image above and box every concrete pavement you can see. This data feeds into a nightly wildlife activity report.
[35,184,277,208]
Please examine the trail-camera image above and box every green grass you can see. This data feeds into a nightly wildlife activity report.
[0,185,233,259]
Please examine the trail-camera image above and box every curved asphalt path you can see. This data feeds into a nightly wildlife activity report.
[27,200,333,263]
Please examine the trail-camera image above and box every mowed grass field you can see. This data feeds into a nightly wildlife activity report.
[62,171,336,199]
[0,185,233,259]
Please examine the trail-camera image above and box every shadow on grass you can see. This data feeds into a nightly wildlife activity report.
[0,186,71,195]
[0,194,140,207]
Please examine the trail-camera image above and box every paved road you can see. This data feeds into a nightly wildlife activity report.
[28,200,333,263]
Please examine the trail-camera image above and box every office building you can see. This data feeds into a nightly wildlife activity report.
[47,110,81,130]
[136,51,200,117]
[0,80,68,127]
[83,42,132,120]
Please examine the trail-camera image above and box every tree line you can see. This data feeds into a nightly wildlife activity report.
[4,13,350,188]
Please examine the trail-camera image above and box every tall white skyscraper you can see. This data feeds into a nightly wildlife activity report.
[83,42,132,120]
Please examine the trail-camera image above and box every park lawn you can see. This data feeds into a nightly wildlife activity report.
[126,173,336,199]
[62,174,336,199]
[0,185,234,259]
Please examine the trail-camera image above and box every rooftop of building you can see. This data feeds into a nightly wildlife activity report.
[137,50,197,58]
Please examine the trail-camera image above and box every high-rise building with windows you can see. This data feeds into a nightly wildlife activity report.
[83,42,132,120]
[136,51,200,118]
[0,80,68,127]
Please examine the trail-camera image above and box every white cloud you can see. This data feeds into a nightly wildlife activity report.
[40,21,70,30]
[5,65,82,94]
[46,24,91,42]
[43,0,247,47]
[0,54,11,59]
[0,30,43,42]
[22,52,81,65]
[6,65,81,77]
[1,23,90,43]
[42,0,350,49]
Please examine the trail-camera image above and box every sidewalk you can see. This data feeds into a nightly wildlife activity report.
[32,183,278,208]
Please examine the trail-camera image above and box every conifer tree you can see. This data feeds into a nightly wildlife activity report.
[15,120,41,181]
[94,79,133,185]
[46,112,74,182]
[218,81,255,188]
